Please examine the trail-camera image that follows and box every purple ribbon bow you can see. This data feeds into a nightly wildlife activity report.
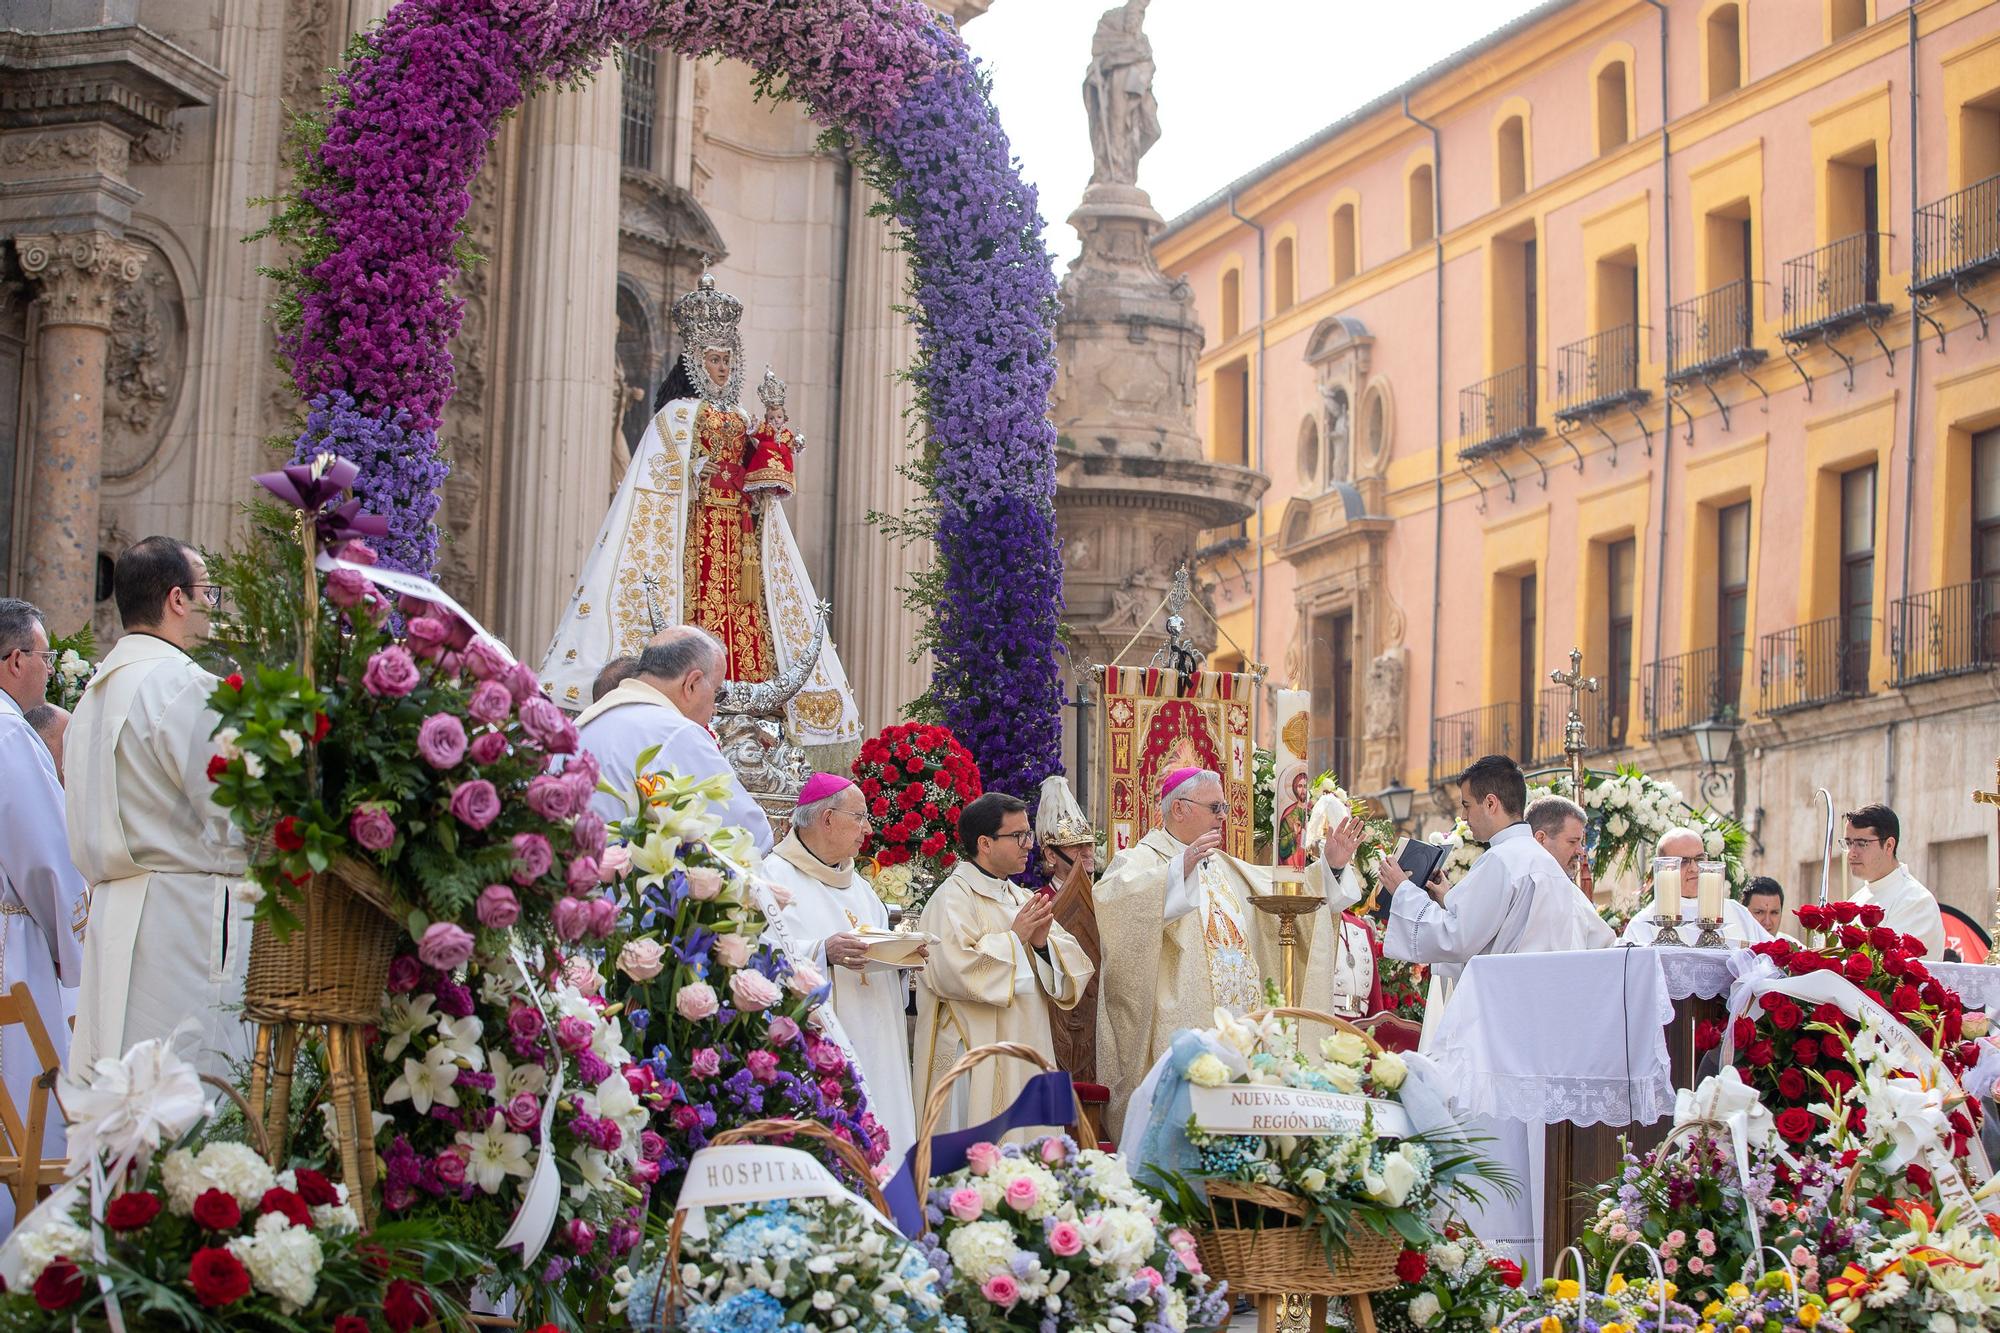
[254,454,391,547]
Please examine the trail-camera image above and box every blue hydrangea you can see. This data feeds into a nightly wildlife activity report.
[685,1289,809,1333]
[712,1203,813,1267]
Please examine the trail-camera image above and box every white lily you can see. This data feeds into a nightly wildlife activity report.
[435,1013,487,1069]
[384,1044,462,1116]
[458,1116,533,1193]
[380,994,439,1063]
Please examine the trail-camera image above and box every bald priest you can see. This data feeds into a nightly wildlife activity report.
[1095,766,1364,1137]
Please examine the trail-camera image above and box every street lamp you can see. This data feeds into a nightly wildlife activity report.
[1688,715,1741,813]
[1373,782,1416,828]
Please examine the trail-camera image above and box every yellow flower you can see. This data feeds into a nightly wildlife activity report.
[1554,1279,1580,1301]
[1601,1324,1627,1333]
[1725,1283,1749,1303]
[1733,1324,1751,1333]
[1703,1301,1725,1319]
[1797,1306,1821,1328]
[1699,1324,1715,1333]
[1539,1317,1563,1333]
[1608,1274,1628,1295]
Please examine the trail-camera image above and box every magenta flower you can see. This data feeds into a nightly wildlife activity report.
[449,779,500,829]
[362,646,420,697]
[570,809,606,858]
[349,802,397,851]
[565,856,599,896]
[432,1149,467,1190]
[466,680,512,725]
[416,712,467,769]
[518,696,575,754]
[551,897,589,942]
[503,1093,540,1133]
[324,566,369,608]
[555,1015,593,1053]
[475,884,520,929]
[405,616,450,661]
[746,1049,780,1084]
[506,1004,544,1043]
[468,731,508,765]
[689,1048,721,1079]
[510,832,553,885]
[416,921,474,971]
[524,774,575,821]
[385,954,421,994]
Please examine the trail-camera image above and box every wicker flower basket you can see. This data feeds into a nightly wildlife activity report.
[244,855,402,1025]
[1191,1007,1402,1299]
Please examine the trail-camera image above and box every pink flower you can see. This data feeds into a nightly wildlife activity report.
[566,857,600,896]
[336,540,377,566]
[746,1050,780,1083]
[386,955,421,993]
[503,1093,540,1132]
[817,1075,845,1102]
[466,680,512,724]
[686,867,724,901]
[565,1219,596,1254]
[405,616,450,660]
[676,982,719,1021]
[349,803,396,851]
[524,775,575,821]
[594,841,627,879]
[507,1005,544,1042]
[690,1048,722,1079]
[361,646,420,697]
[618,939,666,981]
[788,959,825,994]
[433,1147,468,1189]
[561,957,602,995]
[672,1104,702,1132]
[965,1142,1000,1176]
[416,713,466,768]
[713,932,751,969]
[980,1275,1019,1309]
[449,779,500,830]
[518,696,575,754]
[1048,1220,1084,1256]
[1039,1138,1067,1165]
[1136,1266,1163,1290]
[325,567,369,608]
[551,898,589,942]
[585,896,619,938]
[468,731,509,765]
[762,876,794,908]
[571,810,607,859]
[1003,1176,1039,1211]
[948,1187,985,1222]
[556,1015,593,1052]
[511,833,553,884]
[417,922,475,971]
[463,639,510,682]
[729,970,781,1012]
[767,1016,800,1045]
[1688,1257,1706,1275]
[503,663,540,704]
[475,884,520,928]
[639,1131,666,1163]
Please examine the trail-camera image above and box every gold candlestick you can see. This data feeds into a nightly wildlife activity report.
[1250,887,1324,1006]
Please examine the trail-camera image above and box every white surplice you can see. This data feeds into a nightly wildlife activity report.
[0,692,86,1235]
[1383,821,1615,1270]
[67,634,251,1081]
[1851,863,1946,960]
[762,833,916,1164]
[1619,894,1771,947]
[568,679,774,855]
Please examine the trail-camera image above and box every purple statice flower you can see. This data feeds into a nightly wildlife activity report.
[432,978,474,1018]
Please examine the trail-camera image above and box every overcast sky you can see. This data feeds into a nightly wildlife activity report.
[960,0,1548,271]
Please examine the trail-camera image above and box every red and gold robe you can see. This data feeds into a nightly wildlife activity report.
[684,402,780,680]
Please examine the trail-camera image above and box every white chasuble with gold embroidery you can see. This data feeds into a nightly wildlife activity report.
[538,397,860,744]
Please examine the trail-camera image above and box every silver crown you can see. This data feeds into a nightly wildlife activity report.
[673,269,746,408]
[757,364,787,411]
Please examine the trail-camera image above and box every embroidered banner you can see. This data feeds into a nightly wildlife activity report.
[1097,666,1256,859]
[675,1143,897,1240]
[1189,1084,1414,1138]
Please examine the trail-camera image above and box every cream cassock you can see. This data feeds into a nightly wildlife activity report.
[1851,864,1946,960]
[67,634,252,1081]
[761,834,916,1163]
[0,690,86,1233]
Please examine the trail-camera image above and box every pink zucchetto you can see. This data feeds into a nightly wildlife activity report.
[1160,766,1205,801]
[799,773,856,806]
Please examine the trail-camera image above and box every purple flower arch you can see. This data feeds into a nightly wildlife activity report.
[270,0,1064,801]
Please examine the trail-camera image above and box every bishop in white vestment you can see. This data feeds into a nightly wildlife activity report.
[569,627,773,854]
[1093,767,1364,1138]
[69,541,251,1080]
[0,603,87,1233]
[763,774,917,1163]
[912,794,1093,1137]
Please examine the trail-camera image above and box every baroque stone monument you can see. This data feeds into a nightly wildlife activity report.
[1052,0,1267,675]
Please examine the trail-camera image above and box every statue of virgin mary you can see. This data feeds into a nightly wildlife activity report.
[539,271,861,746]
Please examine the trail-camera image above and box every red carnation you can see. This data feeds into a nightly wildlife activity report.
[191,1188,241,1231]
[260,1186,311,1228]
[293,1167,339,1207]
[383,1279,434,1333]
[1843,953,1874,982]
[1906,1162,1934,1192]
[33,1258,82,1311]
[1395,1249,1428,1283]
[188,1246,251,1307]
[869,797,889,818]
[1857,902,1886,927]
[1775,1107,1817,1144]
[904,757,924,774]
[861,778,881,799]
[273,815,305,854]
[1777,1067,1807,1101]
[224,672,244,691]
[899,784,924,810]
[1490,1257,1524,1288]
[1744,1039,1776,1068]
[105,1190,162,1230]
[205,753,230,782]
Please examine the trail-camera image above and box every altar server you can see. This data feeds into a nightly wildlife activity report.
[571,626,773,854]
[763,772,918,1162]
[1094,766,1364,1138]
[0,601,86,1232]
[69,539,252,1081]
[1618,827,1769,946]
[1743,877,1796,943]
[1844,803,1946,960]
[912,793,1093,1135]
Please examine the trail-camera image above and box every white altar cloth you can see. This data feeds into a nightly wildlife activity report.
[1650,946,2000,1012]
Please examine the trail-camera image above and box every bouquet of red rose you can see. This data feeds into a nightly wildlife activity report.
[851,722,982,907]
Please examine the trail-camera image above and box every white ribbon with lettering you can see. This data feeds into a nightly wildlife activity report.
[314,554,516,663]
[1190,1084,1414,1138]
[675,1143,898,1240]
[499,942,565,1263]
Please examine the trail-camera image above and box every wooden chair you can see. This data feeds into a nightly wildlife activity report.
[0,981,67,1220]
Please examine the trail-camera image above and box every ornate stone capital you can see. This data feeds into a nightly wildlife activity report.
[16,231,145,331]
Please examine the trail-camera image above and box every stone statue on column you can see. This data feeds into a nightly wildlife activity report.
[1082,0,1160,189]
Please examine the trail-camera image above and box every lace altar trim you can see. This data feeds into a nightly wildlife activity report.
[1450,1068,1676,1128]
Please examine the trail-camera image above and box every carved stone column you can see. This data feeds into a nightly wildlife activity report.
[498,74,623,659]
[17,232,144,634]
[831,184,929,732]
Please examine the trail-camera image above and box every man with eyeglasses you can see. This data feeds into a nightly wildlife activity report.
[1843,802,1945,960]
[761,771,919,1163]
[68,537,253,1082]
[912,791,1093,1136]
[1093,765,1367,1138]
[0,598,86,1231]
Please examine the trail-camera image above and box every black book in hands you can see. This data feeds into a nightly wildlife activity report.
[1393,835,1448,891]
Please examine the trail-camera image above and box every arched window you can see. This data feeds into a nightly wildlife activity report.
[1705,3,1743,101]
[1496,115,1527,203]
[1408,163,1435,248]
[1596,60,1630,153]
[1296,415,1321,487]
[1331,202,1358,283]
[1364,388,1388,466]
[1220,269,1242,342]
[1273,236,1296,314]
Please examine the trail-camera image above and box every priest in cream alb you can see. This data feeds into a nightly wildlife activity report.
[1618,826,1770,946]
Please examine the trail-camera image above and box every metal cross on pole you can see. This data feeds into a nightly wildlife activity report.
[1973,758,2000,963]
[1548,646,1599,798]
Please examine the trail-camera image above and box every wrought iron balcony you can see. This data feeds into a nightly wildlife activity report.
[1781,231,1891,341]
[1641,646,1729,740]
[1890,581,2000,687]
[1913,173,2000,292]
[1456,364,1544,459]
[1554,323,1649,421]
[1429,703,1517,786]
[1760,615,1872,715]
[1666,279,1762,382]
[1531,686,1616,767]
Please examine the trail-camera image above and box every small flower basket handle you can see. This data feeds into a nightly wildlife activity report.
[1245,1007,1388,1055]
[652,1117,894,1328]
[1606,1240,1671,1332]
[1653,1115,1731,1158]
[1552,1243,1592,1308]
[1742,1244,1804,1314]
[912,1041,1090,1188]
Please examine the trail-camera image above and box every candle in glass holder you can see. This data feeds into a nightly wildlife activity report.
[1651,856,1681,922]
[1697,861,1726,921]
